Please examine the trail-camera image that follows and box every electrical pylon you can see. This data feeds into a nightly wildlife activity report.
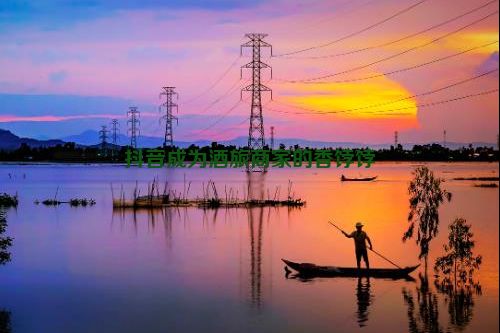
[159,87,178,148]
[98,125,109,150]
[394,131,399,147]
[110,119,119,145]
[241,33,272,172]
[127,106,140,148]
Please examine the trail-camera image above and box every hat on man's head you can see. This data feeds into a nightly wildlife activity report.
[355,222,364,228]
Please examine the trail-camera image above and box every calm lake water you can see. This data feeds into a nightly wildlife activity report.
[0,162,498,333]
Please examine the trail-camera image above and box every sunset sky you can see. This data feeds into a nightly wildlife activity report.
[0,0,498,144]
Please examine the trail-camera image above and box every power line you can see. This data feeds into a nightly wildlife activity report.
[366,89,499,115]
[197,77,248,114]
[181,79,254,139]
[267,89,499,116]
[272,0,380,38]
[278,0,498,60]
[183,55,241,104]
[276,10,499,83]
[191,92,274,140]
[297,40,498,84]
[192,97,273,141]
[272,68,499,115]
[201,116,250,142]
[273,0,428,57]
[198,98,246,133]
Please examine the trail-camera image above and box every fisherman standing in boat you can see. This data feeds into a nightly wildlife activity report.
[342,222,373,270]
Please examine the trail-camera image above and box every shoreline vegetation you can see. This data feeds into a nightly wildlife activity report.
[33,186,96,207]
[0,193,18,208]
[0,142,498,163]
[112,179,305,209]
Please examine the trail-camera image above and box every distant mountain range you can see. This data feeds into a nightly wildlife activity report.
[0,129,65,150]
[0,128,496,151]
[59,130,496,150]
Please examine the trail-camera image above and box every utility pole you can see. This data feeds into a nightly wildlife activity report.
[270,126,275,150]
[127,106,140,148]
[110,119,119,145]
[98,125,109,150]
[241,33,272,172]
[443,129,447,148]
[394,130,399,147]
[159,86,178,148]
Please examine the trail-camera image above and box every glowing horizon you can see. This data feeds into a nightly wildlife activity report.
[0,0,498,143]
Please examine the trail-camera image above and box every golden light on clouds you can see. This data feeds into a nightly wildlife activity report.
[444,32,499,54]
[279,74,418,121]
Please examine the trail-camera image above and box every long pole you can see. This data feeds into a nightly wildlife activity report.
[328,221,403,269]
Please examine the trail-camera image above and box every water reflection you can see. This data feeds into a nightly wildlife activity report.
[0,309,11,333]
[246,171,266,309]
[356,277,373,327]
[402,274,444,333]
[248,207,264,309]
[434,279,481,331]
[402,273,482,333]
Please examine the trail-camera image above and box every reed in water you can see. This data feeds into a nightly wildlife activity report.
[112,178,305,209]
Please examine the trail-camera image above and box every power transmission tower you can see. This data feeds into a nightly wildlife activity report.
[241,33,272,172]
[99,125,109,150]
[443,129,447,148]
[110,119,119,145]
[394,131,399,147]
[159,87,178,148]
[127,106,140,148]
[270,126,275,150]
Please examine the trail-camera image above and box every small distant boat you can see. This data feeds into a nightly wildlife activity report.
[282,259,419,279]
[341,175,377,182]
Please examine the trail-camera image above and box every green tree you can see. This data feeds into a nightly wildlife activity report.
[434,218,482,288]
[403,166,452,271]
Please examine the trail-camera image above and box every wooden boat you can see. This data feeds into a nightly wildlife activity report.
[341,175,377,182]
[282,259,419,279]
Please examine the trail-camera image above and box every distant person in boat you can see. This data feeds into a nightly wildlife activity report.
[342,222,373,270]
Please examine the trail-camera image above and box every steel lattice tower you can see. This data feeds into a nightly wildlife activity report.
[99,125,109,150]
[127,107,140,148]
[241,33,272,171]
[159,87,178,148]
[111,119,119,145]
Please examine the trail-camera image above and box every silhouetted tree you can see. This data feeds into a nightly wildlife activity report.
[403,166,452,271]
[434,218,482,288]
[433,218,482,332]
[0,209,12,265]
[0,309,12,333]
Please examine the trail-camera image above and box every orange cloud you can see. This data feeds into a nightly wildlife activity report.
[277,74,419,123]
[444,32,499,54]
